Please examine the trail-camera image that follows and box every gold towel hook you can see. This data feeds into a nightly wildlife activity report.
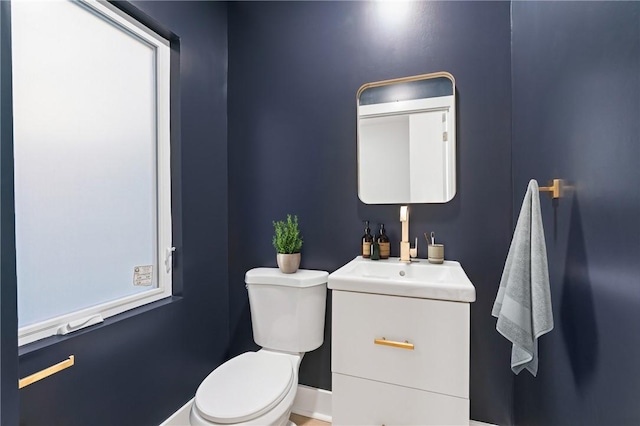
[539,179,563,199]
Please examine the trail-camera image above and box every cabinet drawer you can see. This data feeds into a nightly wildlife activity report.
[332,373,469,426]
[332,290,469,398]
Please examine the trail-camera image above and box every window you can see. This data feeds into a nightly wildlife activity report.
[12,0,172,346]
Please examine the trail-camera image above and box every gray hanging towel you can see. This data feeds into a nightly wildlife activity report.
[492,179,553,376]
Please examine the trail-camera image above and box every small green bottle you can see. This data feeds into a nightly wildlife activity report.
[371,240,380,260]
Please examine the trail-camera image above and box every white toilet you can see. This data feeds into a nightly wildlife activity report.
[190,268,328,426]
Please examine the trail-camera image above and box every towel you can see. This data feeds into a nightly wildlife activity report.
[492,179,553,376]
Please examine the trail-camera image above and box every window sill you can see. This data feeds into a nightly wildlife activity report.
[19,296,183,357]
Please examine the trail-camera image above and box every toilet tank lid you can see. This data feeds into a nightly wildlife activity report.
[245,268,328,287]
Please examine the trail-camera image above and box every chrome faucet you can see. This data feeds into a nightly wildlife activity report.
[399,206,418,262]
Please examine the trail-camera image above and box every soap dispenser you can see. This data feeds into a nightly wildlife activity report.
[377,223,390,259]
[362,221,373,258]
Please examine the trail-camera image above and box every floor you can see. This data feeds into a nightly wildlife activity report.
[290,413,330,426]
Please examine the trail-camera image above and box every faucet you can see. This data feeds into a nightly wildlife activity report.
[399,206,418,262]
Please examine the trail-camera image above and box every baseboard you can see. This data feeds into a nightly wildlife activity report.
[159,387,498,426]
[158,386,333,426]
[291,384,333,423]
[159,397,193,426]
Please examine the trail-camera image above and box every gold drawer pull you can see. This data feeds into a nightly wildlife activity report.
[374,337,414,350]
[19,355,75,389]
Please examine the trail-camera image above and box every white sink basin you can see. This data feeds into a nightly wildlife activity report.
[328,256,476,302]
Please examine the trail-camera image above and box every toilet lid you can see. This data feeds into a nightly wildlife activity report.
[194,352,294,424]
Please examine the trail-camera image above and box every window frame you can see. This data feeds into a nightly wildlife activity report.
[15,0,172,346]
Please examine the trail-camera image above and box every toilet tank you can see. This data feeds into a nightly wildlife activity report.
[245,268,328,353]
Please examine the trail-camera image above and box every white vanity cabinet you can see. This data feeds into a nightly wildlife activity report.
[328,257,475,426]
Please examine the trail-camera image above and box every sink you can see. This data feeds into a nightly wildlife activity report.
[328,256,476,302]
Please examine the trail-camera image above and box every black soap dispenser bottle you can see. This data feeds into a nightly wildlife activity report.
[362,220,373,258]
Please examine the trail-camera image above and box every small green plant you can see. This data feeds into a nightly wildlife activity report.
[272,214,303,254]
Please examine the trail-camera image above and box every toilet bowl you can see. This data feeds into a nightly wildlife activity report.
[190,350,301,426]
[190,268,328,426]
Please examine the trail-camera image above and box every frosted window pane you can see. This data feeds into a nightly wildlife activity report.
[12,1,157,327]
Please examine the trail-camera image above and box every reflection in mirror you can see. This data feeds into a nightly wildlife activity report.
[357,72,456,204]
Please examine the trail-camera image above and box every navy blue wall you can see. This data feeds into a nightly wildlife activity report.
[1,1,19,424]
[17,2,229,425]
[227,2,514,424]
[11,2,637,425]
[511,2,640,425]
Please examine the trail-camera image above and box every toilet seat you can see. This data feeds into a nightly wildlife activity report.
[194,352,294,424]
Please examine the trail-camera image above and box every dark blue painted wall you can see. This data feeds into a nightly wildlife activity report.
[1,1,19,424]
[227,2,514,424]
[10,2,636,425]
[17,2,229,425]
[511,2,640,425]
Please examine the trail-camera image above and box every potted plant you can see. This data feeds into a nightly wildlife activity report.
[272,214,303,273]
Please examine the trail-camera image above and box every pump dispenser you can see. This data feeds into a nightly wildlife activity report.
[362,221,373,258]
[377,223,390,259]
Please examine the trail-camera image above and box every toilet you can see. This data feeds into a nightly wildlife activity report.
[190,268,328,426]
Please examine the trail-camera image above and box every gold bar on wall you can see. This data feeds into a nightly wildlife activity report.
[19,355,75,389]
[374,338,415,350]
[539,179,563,199]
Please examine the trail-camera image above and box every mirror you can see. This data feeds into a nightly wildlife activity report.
[357,72,456,204]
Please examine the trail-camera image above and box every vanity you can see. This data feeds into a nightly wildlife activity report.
[328,256,476,425]
[333,71,473,424]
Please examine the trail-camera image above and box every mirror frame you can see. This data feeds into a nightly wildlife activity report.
[356,71,456,204]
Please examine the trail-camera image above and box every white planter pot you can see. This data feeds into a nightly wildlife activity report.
[277,253,301,274]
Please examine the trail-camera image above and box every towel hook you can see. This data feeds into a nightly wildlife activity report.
[539,179,563,199]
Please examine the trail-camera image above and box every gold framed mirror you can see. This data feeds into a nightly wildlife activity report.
[357,72,456,204]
